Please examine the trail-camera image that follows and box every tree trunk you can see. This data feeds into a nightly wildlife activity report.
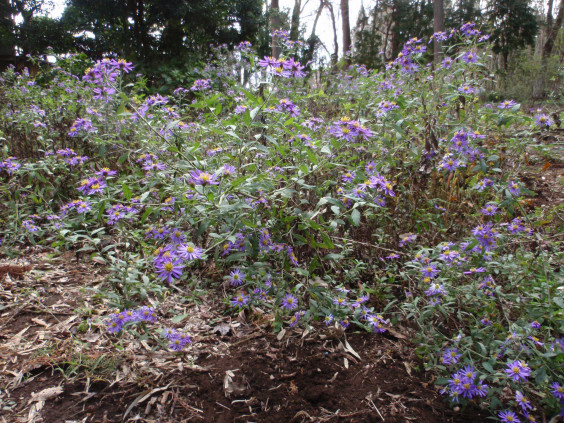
[304,0,324,64]
[290,0,301,41]
[0,0,15,68]
[543,0,564,58]
[433,0,444,65]
[534,0,564,98]
[341,0,351,64]
[325,0,339,65]
[270,0,282,59]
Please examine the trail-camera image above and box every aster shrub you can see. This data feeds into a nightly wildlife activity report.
[0,23,562,420]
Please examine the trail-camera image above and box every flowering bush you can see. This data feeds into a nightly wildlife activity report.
[0,23,562,421]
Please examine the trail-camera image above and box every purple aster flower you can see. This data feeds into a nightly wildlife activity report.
[475,381,488,397]
[95,167,117,177]
[342,170,356,183]
[421,264,440,278]
[289,311,302,327]
[498,99,517,109]
[462,51,479,63]
[136,306,157,323]
[155,259,184,283]
[190,169,219,186]
[333,296,348,306]
[508,180,521,196]
[323,314,334,326]
[75,201,92,213]
[281,293,298,310]
[351,185,367,198]
[177,244,203,261]
[474,178,494,191]
[106,319,123,334]
[228,269,246,286]
[551,382,564,399]
[458,84,476,95]
[499,410,520,423]
[231,293,250,309]
[481,203,499,216]
[425,283,447,297]
[441,348,461,365]
[464,267,486,275]
[530,321,541,329]
[234,105,248,114]
[442,57,454,69]
[258,56,278,68]
[351,295,369,308]
[365,161,377,175]
[505,360,531,382]
[535,114,554,128]
[222,165,237,177]
[399,234,417,247]
[515,391,532,412]
[166,331,192,351]
[283,58,306,78]
[439,153,464,171]
[287,246,299,266]
[507,218,525,233]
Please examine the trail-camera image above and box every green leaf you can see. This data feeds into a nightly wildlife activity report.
[171,313,189,323]
[351,209,361,226]
[122,184,132,201]
[250,106,261,120]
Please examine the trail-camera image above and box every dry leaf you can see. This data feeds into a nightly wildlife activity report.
[30,386,64,403]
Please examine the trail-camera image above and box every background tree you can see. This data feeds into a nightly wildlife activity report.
[0,0,15,67]
[290,0,301,42]
[433,0,444,64]
[487,0,538,70]
[341,0,351,63]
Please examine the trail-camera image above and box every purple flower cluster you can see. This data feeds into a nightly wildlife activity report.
[190,78,211,92]
[367,173,395,197]
[459,22,482,37]
[162,328,192,351]
[276,98,300,117]
[389,37,424,75]
[442,366,488,403]
[105,204,139,225]
[441,348,461,365]
[106,306,157,334]
[22,218,40,232]
[257,56,306,78]
[364,313,389,333]
[83,58,133,85]
[0,157,21,174]
[77,176,107,195]
[60,199,92,215]
[472,223,500,252]
[56,148,88,165]
[136,153,167,174]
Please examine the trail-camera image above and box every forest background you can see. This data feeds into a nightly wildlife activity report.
[0,0,562,103]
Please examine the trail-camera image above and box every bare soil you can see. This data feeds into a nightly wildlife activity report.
[0,249,489,423]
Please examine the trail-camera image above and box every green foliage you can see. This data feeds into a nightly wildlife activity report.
[0,28,562,420]
[486,0,538,68]
[17,16,73,55]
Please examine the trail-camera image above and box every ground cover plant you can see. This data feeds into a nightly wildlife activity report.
[0,24,563,422]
